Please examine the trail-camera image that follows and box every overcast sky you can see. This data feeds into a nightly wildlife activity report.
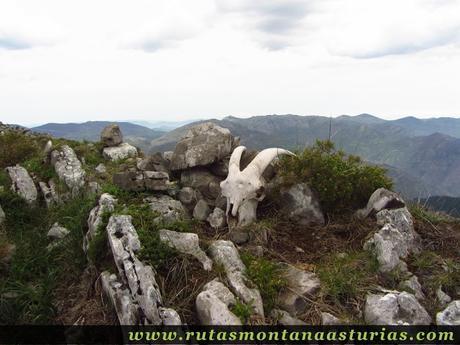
[1,0,460,126]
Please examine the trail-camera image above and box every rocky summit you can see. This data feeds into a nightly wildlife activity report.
[0,121,459,328]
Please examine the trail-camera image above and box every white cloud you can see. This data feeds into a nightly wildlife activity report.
[0,0,459,126]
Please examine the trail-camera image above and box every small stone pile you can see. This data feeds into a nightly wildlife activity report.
[101,125,138,161]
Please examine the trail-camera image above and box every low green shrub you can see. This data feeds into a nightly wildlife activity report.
[231,299,252,324]
[0,132,41,169]
[278,140,392,214]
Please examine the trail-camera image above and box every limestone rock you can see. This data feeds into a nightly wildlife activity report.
[47,222,70,240]
[271,309,306,325]
[209,240,264,317]
[6,165,37,204]
[180,168,222,203]
[0,204,5,225]
[39,181,60,208]
[170,122,235,170]
[100,271,139,325]
[357,188,405,219]
[101,124,123,147]
[207,207,226,229]
[436,300,460,325]
[159,308,182,325]
[364,224,410,273]
[137,152,169,173]
[178,187,197,207]
[95,163,107,175]
[278,183,325,226]
[51,145,86,194]
[401,275,425,301]
[437,287,452,306]
[103,143,138,161]
[277,264,321,316]
[196,279,241,325]
[84,193,117,253]
[193,199,211,221]
[88,181,101,194]
[321,312,345,325]
[106,215,164,324]
[113,170,171,192]
[364,291,431,325]
[159,229,212,271]
[236,199,258,227]
[144,195,188,224]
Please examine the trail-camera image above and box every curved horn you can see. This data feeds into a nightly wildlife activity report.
[228,146,246,175]
[243,148,294,177]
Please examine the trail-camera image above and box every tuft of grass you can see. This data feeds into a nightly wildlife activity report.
[231,299,252,324]
[278,140,392,214]
[317,251,379,303]
[409,203,452,225]
[240,252,286,313]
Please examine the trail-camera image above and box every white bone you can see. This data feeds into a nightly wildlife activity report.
[220,146,294,224]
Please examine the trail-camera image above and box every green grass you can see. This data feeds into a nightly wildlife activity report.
[317,251,379,303]
[240,252,286,313]
[0,188,96,324]
[231,299,252,324]
[409,204,452,225]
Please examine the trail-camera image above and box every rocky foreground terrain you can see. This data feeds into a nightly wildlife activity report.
[0,121,459,326]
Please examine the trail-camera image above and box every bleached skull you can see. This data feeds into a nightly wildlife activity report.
[220,146,294,217]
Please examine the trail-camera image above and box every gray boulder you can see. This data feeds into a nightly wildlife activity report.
[170,122,235,171]
[321,312,345,325]
[47,222,70,240]
[95,163,107,175]
[137,152,169,173]
[39,180,60,208]
[364,291,431,325]
[209,240,264,317]
[159,308,182,325]
[180,168,222,203]
[178,187,197,207]
[159,229,212,271]
[207,208,226,229]
[277,264,321,316]
[101,124,123,147]
[6,165,37,204]
[51,145,86,194]
[357,188,405,219]
[401,275,425,301]
[144,195,188,223]
[103,143,138,161]
[113,170,171,192]
[437,287,452,306]
[278,183,325,226]
[436,300,460,325]
[193,199,211,221]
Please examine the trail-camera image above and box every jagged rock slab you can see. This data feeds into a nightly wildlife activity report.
[278,183,325,226]
[6,165,37,204]
[401,275,425,301]
[277,264,321,316]
[357,188,405,219]
[106,215,165,325]
[159,229,212,271]
[100,271,139,325]
[103,143,138,161]
[84,193,117,253]
[436,300,460,325]
[196,279,241,325]
[208,240,264,317]
[144,195,188,223]
[364,291,431,325]
[51,145,86,194]
[170,122,235,171]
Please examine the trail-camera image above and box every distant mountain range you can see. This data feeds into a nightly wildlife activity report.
[33,121,165,152]
[32,115,460,201]
[149,114,460,199]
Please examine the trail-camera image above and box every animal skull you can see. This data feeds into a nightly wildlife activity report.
[220,146,295,224]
